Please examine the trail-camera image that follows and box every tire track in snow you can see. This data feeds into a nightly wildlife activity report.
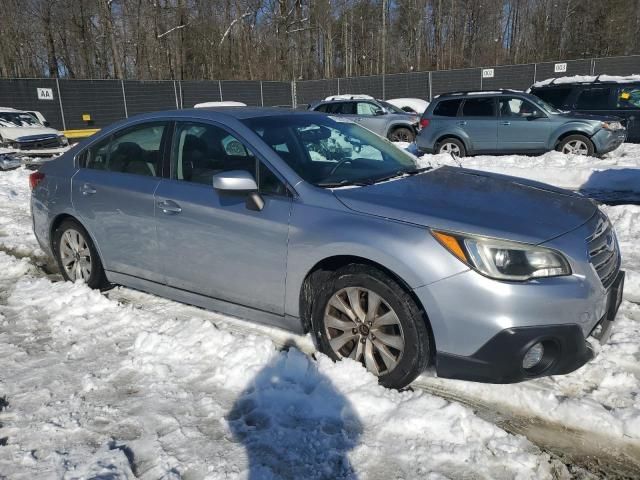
[4,249,640,479]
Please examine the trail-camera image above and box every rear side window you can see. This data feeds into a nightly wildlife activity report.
[462,98,496,117]
[576,87,612,109]
[433,99,462,117]
[616,86,640,109]
[314,104,328,113]
[83,122,167,177]
[531,87,572,107]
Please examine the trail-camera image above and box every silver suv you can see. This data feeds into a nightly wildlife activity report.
[309,95,420,142]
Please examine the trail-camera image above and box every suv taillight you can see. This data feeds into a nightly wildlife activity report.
[420,118,430,128]
[29,171,45,190]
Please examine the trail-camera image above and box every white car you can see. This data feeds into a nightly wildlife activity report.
[194,101,247,108]
[0,107,69,165]
[386,98,429,115]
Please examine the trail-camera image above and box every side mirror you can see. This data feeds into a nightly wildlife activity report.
[375,109,386,116]
[524,110,544,120]
[212,170,264,211]
[43,121,51,127]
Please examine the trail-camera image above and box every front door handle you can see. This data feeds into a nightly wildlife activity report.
[157,199,182,214]
[502,121,511,125]
[457,121,467,126]
[80,183,97,195]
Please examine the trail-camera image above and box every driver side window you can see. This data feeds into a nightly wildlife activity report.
[499,98,543,118]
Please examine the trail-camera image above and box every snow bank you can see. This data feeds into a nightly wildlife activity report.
[532,74,640,88]
[0,251,563,478]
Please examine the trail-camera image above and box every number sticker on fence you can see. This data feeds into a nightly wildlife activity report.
[37,88,54,100]
[554,63,567,73]
[482,69,494,78]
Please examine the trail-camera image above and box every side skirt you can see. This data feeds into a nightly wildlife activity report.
[106,270,304,334]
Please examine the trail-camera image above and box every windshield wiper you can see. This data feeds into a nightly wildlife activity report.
[368,166,433,184]
[317,166,432,188]
[317,179,374,188]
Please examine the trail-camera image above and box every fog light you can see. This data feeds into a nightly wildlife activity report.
[522,342,544,370]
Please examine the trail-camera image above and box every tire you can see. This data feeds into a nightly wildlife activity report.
[436,137,466,157]
[387,127,415,143]
[52,219,108,289]
[556,134,594,156]
[312,264,431,389]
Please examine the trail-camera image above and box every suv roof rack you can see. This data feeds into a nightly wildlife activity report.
[436,89,523,97]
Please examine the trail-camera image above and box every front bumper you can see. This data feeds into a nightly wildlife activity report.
[592,128,626,154]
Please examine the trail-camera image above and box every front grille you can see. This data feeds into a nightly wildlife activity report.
[587,213,620,289]
[16,135,61,150]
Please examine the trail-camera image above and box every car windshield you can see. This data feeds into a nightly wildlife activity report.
[528,95,561,114]
[379,101,407,114]
[242,115,420,187]
[0,112,42,127]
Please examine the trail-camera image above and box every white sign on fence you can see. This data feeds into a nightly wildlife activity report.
[554,63,568,73]
[482,68,494,78]
[37,88,54,100]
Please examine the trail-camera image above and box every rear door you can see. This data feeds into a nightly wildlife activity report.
[498,97,551,151]
[72,121,170,282]
[458,97,498,152]
[354,101,388,136]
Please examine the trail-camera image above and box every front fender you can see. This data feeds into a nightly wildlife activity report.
[550,121,598,149]
[284,199,469,317]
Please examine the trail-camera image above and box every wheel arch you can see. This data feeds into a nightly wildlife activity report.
[434,133,469,153]
[49,213,104,266]
[386,121,417,137]
[298,254,436,358]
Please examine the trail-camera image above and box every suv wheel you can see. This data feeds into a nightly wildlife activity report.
[388,127,415,143]
[436,138,466,157]
[557,135,594,156]
[312,264,431,389]
[52,219,107,289]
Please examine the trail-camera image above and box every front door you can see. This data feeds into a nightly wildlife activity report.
[498,97,551,151]
[154,120,292,315]
[71,121,169,282]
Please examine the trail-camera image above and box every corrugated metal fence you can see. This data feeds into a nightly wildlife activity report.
[2,55,639,131]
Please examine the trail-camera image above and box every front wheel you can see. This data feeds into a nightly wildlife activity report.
[52,219,107,289]
[388,127,415,143]
[312,264,431,389]
[556,135,594,156]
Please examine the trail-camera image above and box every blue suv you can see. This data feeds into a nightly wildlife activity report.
[416,90,626,157]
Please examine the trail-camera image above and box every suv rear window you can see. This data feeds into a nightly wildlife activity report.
[462,98,495,116]
[576,87,612,109]
[531,87,572,108]
[616,86,640,109]
[433,99,462,117]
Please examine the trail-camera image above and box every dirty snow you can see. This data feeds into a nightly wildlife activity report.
[1,142,640,478]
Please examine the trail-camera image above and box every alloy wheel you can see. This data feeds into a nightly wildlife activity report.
[439,142,461,156]
[562,139,589,155]
[59,228,92,282]
[324,287,405,376]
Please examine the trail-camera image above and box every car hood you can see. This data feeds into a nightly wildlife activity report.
[0,126,61,141]
[332,166,597,244]
[558,111,622,123]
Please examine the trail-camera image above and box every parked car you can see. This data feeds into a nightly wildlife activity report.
[386,98,429,115]
[0,107,69,165]
[194,101,247,108]
[309,94,420,142]
[529,75,640,143]
[31,108,624,389]
[416,90,626,157]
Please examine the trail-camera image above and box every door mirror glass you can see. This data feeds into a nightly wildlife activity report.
[212,170,258,192]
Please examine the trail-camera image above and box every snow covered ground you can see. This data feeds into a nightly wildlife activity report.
[1,143,640,478]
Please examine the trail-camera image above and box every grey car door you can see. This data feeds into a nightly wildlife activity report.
[354,101,388,136]
[458,97,498,152]
[72,121,169,282]
[498,97,551,151]
[154,120,291,315]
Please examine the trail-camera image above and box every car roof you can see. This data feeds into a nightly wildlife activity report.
[531,74,640,89]
[0,107,22,112]
[122,107,321,122]
[434,89,525,99]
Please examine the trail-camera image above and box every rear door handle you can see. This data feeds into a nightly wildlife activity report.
[157,199,182,214]
[457,121,467,126]
[502,121,511,125]
[80,183,96,195]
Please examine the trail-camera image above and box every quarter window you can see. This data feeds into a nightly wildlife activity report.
[531,87,572,107]
[576,87,612,109]
[83,122,167,176]
[433,99,462,117]
[462,98,495,117]
[356,102,382,116]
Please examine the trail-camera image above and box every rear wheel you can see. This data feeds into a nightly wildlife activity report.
[436,138,466,157]
[52,219,107,289]
[388,127,415,143]
[312,264,431,389]
[556,134,594,156]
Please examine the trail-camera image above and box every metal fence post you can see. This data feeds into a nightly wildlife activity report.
[121,79,129,118]
[55,78,66,130]
[479,69,483,90]
[382,73,386,100]
[533,63,537,83]
[173,81,180,109]
[591,58,596,75]
[218,80,224,101]
[260,81,264,106]
[337,77,340,95]
[428,71,432,100]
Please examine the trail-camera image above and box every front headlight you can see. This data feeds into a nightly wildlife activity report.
[59,135,69,146]
[432,230,571,281]
[601,121,623,131]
